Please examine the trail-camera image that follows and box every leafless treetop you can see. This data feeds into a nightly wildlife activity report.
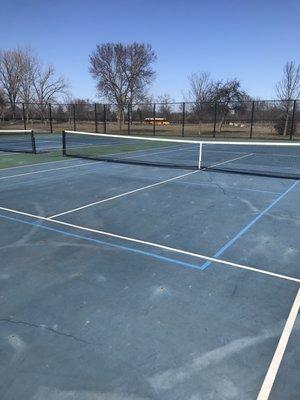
[89,42,156,106]
[186,72,214,103]
[275,61,300,101]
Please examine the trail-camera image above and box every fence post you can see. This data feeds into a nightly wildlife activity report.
[103,104,107,134]
[62,130,66,156]
[127,103,131,135]
[94,103,98,133]
[48,103,53,133]
[290,100,297,140]
[73,104,76,131]
[213,102,217,138]
[30,130,37,154]
[250,101,255,139]
[153,103,156,136]
[22,103,27,130]
[182,102,185,137]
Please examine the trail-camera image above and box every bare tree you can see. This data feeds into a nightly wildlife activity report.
[89,42,156,130]
[132,96,154,123]
[185,72,215,133]
[0,49,24,118]
[32,64,68,121]
[212,79,250,132]
[18,48,36,102]
[0,88,5,121]
[18,48,39,122]
[0,89,4,105]
[275,61,300,136]
[186,72,214,103]
[71,98,93,122]
[157,94,174,119]
[0,47,68,122]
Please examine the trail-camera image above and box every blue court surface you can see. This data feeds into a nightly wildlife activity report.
[0,151,299,399]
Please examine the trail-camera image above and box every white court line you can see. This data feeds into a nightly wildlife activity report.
[37,140,59,143]
[48,170,199,218]
[0,146,183,174]
[49,152,255,219]
[0,158,77,171]
[0,206,299,284]
[0,161,102,180]
[202,147,300,159]
[0,152,20,156]
[0,143,192,180]
[0,129,33,133]
[113,139,300,159]
[206,153,254,169]
[0,141,191,176]
[257,288,300,400]
[65,130,300,147]
[110,143,192,159]
[68,142,193,157]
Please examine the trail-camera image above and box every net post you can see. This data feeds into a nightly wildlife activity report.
[73,104,76,131]
[48,103,53,133]
[62,130,66,156]
[198,142,203,169]
[103,104,107,134]
[182,102,185,137]
[94,103,98,133]
[153,103,156,136]
[127,103,131,135]
[290,100,297,140]
[22,103,27,130]
[30,130,36,154]
[250,101,255,139]
[213,102,217,138]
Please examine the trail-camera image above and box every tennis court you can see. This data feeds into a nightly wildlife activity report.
[0,131,299,400]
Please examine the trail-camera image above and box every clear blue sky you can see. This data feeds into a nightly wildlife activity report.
[1,0,299,101]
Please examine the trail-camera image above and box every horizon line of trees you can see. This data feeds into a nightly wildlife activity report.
[87,42,300,135]
[1,43,299,135]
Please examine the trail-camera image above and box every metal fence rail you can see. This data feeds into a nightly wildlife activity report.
[0,100,299,140]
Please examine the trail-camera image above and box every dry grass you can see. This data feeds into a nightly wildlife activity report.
[1,121,299,140]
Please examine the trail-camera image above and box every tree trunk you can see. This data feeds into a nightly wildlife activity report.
[39,104,47,124]
[117,107,123,131]
[283,113,289,136]
[198,120,202,135]
[9,100,16,120]
[218,109,229,133]
[218,115,226,133]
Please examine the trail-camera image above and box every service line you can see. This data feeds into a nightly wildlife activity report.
[0,206,299,284]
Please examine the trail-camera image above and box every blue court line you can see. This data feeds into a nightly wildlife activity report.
[0,213,205,272]
[200,180,299,270]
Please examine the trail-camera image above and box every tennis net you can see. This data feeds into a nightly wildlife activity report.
[0,130,36,153]
[62,130,300,179]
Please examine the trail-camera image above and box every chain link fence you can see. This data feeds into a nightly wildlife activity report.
[1,99,299,140]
